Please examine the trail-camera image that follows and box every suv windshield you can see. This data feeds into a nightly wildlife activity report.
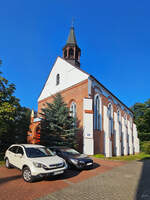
[61,148,80,155]
[25,147,54,158]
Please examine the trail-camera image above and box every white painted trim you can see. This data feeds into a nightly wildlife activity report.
[83,98,94,155]
[114,112,121,156]
[103,105,112,157]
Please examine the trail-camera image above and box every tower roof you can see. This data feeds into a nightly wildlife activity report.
[66,27,77,45]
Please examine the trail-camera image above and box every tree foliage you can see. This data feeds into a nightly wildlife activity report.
[0,64,31,151]
[131,99,150,141]
[40,93,78,148]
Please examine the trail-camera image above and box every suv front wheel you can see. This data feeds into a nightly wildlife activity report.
[22,167,34,183]
[5,158,11,169]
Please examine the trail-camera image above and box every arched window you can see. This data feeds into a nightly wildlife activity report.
[64,50,67,58]
[70,102,76,127]
[75,50,78,59]
[124,113,128,139]
[129,117,132,129]
[94,94,102,130]
[117,109,122,137]
[108,103,113,135]
[117,110,120,122]
[56,74,60,85]
[124,114,127,126]
[69,48,74,58]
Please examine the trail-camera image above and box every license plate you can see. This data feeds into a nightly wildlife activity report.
[53,170,64,175]
[87,163,93,166]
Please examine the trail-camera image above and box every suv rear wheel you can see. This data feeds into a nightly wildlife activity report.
[22,167,34,183]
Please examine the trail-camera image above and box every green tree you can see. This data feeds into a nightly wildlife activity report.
[40,93,78,148]
[11,106,31,143]
[131,99,150,141]
[0,64,31,151]
[0,66,19,134]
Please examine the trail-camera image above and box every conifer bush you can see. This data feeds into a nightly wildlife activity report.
[40,93,78,148]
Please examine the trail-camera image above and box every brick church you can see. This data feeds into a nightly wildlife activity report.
[27,26,140,157]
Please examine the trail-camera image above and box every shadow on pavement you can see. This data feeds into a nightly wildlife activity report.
[135,159,150,200]
[0,175,22,185]
[44,162,100,182]
[0,162,100,184]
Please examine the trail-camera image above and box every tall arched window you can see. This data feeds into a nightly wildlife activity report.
[117,109,122,137]
[56,74,60,85]
[124,114,127,126]
[124,113,128,144]
[108,103,113,135]
[129,117,132,129]
[70,102,76,118]
[70,102,77,128]
[94,94,102,130]
[117,110,120,122]
[69,48,74,58]
[64,49,67,58]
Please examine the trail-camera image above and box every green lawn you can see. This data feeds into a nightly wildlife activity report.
[93,152,150,161]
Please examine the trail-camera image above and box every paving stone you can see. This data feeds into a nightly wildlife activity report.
[38,161,150,200]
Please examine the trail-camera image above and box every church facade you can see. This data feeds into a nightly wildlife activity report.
[27,27,140,157]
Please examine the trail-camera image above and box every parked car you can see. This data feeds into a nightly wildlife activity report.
[4,144,67,182]
[48,146,93,170]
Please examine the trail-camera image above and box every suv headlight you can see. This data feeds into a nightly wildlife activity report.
[33,162,47,169]
[70,158,78,165]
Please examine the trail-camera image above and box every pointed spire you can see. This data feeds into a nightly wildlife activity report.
[63,24,81,67]
[66,26,77,45]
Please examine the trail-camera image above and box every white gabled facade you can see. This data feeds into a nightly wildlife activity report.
[38,57,89,102]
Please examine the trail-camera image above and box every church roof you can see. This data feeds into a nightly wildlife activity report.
[66,27,77,45]
[38,56,133,114]
[60,57,133,114]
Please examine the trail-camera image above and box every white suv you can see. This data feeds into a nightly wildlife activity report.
[5,144,67,182]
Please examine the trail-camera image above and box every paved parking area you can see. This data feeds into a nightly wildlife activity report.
[38,159,150,200]
[0,158,124,200]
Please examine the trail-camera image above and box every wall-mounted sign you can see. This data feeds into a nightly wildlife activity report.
[84,132,93,138]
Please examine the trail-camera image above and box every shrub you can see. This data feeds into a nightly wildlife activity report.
[139,132,150,141]
[0,153,4,161]
[140,141,150,154]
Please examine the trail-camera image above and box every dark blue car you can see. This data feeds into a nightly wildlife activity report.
[48,146,93,170]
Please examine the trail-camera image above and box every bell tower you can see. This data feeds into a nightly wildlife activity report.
[63,26,81,67]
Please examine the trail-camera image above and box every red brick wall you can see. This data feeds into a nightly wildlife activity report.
[37,79,89,152]
[38,79,88,129]
[92,86,132,155]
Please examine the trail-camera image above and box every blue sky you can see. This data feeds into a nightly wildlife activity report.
[0,0,150,110]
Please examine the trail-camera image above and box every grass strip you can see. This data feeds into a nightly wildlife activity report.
[93,152,150,161]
